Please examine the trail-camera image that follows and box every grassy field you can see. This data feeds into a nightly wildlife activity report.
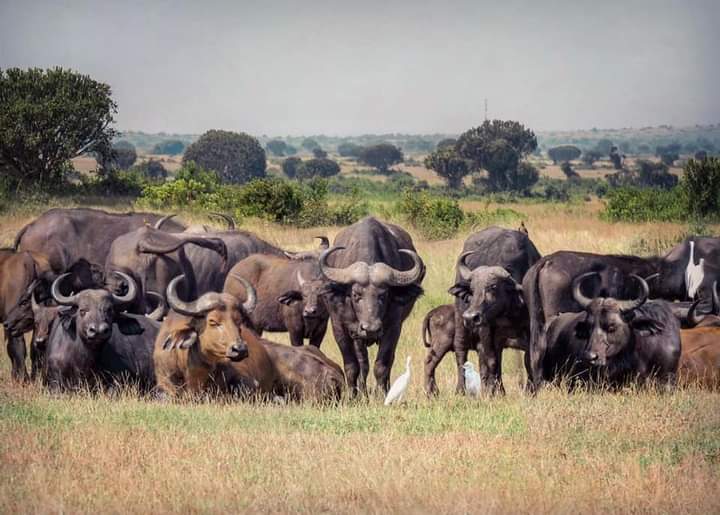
[1,200,719,513]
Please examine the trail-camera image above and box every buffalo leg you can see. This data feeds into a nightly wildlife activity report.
[453,329,469,394]
[354,339,370,395]
[6,335,28,382]
[374,324,401,395]
[308,320,328,348]
[333,323,361,396]
[528,328,548,394]
[477,327,504,395]
[424,342,451,396]
[289,329,304,347]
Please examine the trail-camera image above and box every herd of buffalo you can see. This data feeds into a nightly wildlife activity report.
[0,207,718,402]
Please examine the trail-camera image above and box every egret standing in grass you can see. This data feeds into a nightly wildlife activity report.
[462,361,482,397]
[686,240,705,299]
[384,356,411,405]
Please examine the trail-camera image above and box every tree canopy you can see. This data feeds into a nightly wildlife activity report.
[183,129,266,184]
[424,148,470,189]
[548,145,581,164]
[337,142,364,158]
[110,141,137,170]
[297,158,341,179]
[152,139,186,155]
[266,139,291,157]
[0,67,117,188]
[358,143,404,173]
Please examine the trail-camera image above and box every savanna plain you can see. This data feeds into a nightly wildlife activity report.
[0,200,719,514]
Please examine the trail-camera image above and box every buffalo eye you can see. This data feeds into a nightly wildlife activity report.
[606,324,617,333]
[208,320,220,327]
[79,309,88,317]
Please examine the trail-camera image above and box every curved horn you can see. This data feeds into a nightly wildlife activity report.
[229,273,257,314]
[110,271,137,305]
[296,269,307,287]
[145,291,166,321]
[644,273,660,283]
[617,274,649,313]
[319,247,356,284]
[166,275,222,317]
[687,297,705,328]
[153,214,176,230]
[571,272,597,309]
[315,236,329,249]
[457,251,474,281]
[31,288,40,313]
[51,274,78,306]
[384,249,424,286]
[209,212,235,230]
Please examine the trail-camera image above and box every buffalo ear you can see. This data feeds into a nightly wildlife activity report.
[630,317,664,336]
[277,291,302,305]
[448,283,471,301]
[116,314,144,336]
[59,306,77,334]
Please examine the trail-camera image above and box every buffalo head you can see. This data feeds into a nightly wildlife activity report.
[51,271,137,347]
[572,272,651,366]
[449,252,524,329]
[161,273,255,363]
[4,279,43,337]
[278,269,329,319]
[319,246,423,340]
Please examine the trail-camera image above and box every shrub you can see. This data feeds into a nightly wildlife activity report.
[601,187,687,222]
[152,139,185,155]
[183,129,266,184]
[135,159,167,180]
[581,149,603,166]
[297,158,341,179]
[682,157,720,218]
[139,161,219,209]
[266,139,290,157]
[337,142,364,158]
[237,178,304,223]
[312,147,328,159]
[397,190,464,240]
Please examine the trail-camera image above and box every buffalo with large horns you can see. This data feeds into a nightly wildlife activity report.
[318,217,424,395]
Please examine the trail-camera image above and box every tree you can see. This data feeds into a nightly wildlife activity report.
[137,159,167,179]
[301,138,320,152]
[581,149,603,167]
[594,139,614,155]
[636,160,676,189]
[0,67,117,188]
[424,148,470,189]
[455,120,538,192]
[508,162,540,194]
[683,157,720,218]
[358,143,404,173]
[337,142,364,158]
[561,161,580,180]
[312,147,328,159]
[152,139,185,155]
[111,141,137,170]
[265,139,289,157]
[282,156,302,178]
[609,145,624,170]
[297,158,341,179]
[183,129,266,184]
[436,138,457,150]
[547,145,581,164]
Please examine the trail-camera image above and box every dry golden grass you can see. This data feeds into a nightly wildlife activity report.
[1,202,719,513]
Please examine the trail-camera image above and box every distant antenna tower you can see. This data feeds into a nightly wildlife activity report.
[484,98,488,121]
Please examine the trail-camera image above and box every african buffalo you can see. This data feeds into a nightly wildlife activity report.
[224,253,329,347]
[15,208,184,290]
[539,273,681,388]
[319,217,424,395]
[523,251,664,391]
[654,237,720,302]
[677,285,720,388]
[447,227,540,395]
[1,249,53,380]
[43,272,158,391]
[261,340,345,401]
[153,274,256,398]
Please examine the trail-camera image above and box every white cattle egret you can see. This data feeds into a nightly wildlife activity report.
[686,240,705,299]
[463,361,482,397]
[384,356,411,405]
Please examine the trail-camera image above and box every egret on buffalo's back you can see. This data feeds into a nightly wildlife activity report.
[384,356,411,405]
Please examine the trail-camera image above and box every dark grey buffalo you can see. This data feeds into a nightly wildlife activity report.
[15,208,184,290]
[224,253,329,348]
[523,251,662,391]
[653,237,720,302]
[43,272,158,392]
[445,227,541,395]
[319,217,424,395]
[107,224,284,316]
[105,226,229,316]
[539,273,681,388]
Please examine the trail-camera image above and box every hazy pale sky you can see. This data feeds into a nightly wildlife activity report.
[1,0,718,135]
